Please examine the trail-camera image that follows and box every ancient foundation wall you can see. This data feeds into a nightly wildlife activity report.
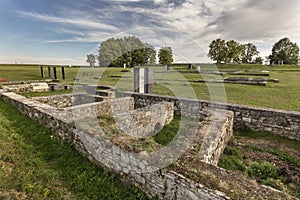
[33,93,105,108]
[123,92,300,141]
[2,83,73,93]
[115,102,174,138]
[0,90,230,200]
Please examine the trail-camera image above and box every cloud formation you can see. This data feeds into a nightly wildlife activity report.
[11,0,300,63]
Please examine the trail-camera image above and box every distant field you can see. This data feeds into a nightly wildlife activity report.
[0,63,299,111]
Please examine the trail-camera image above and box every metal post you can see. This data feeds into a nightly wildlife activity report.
[48,67,51,78]
[61,67,65,79]
[53,67,57,80]
[40,66,44,78]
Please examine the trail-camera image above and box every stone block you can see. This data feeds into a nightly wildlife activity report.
[30,82,49,92]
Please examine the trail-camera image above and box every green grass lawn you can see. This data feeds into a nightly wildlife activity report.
[0,64,299,111]
[0,99,149,200]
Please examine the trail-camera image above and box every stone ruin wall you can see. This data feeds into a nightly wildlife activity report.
[33,93,104,109]
[114,102,174,138]
[199,111,234,166]
[0,90,233,200]
[1,83,73,93]
[123,92,300,141]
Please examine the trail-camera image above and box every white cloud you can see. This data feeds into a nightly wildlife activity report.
[0,55,85,65]
[153,0,167,4]
[12,0,300,63]
[17,11,119,31]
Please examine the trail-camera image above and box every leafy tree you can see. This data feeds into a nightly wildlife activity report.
[241,43,259,63]
[122,36,145,67]
[208,39,261,64]
[253,56,264,65]
[208,39,227,63]
[226,40,244,63]
[98,36,156,67]
[98,38,123,67]
[158,47,173,65]
[145,44,156,64]
[86,54,96,68]
[269,37,300,65]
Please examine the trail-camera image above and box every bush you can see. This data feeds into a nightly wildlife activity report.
[296,185,300,199]
[218,146,246,171]
[246,161,278,181]
[218,156,246,171]
[261,178,286,191]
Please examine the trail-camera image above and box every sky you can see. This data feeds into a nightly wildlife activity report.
[1,0,300,65]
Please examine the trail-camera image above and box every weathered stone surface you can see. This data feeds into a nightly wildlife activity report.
[115,102,174,138]
[199,110,234,166]
[123,92,300,141]
[0,90,231,200]
[33,93,105,109]
[0,89,298,200]
[30,82,49,92]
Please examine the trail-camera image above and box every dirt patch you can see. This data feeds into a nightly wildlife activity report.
[0,78,8,82]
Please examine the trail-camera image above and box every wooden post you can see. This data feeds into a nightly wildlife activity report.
[61,67,65,79]
[40,66,44,78]
[48,67,51,77]
[53,67,57,80]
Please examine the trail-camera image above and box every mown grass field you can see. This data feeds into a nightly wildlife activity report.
[0,100,149,199]
[0,63,299,111]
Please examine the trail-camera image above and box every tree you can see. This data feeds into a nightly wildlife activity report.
[226,40,243,63]
[158,47,173,66]
[98,36,156,67]
[208,39,227,63]
[241,43,259,63]
[269,37,300,65]
[98,38,123,67]
[145,44,156,64]
[86,54,96,68]
[253,56,264,65]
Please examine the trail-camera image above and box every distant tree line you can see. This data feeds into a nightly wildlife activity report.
[208,39,261,64]
[86,36,173,67]
[87,36,300,67]
[208,37,300,65]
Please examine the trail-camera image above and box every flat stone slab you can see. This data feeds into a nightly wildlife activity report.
[30,82,49,92]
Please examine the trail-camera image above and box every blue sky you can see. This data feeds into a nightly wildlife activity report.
[1,0,300,65]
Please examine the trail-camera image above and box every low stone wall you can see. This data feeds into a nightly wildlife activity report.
[1,84,44,93]
[115,102,174,138]
[123,92,300,141]
[95,90,116,99]
[66,97,135,119]
[0,79,52,85]
[33,93,105,109]
[48,83,73,91]
[0,90,231,200]
[199,110,234,165]
[1,83,75,93]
